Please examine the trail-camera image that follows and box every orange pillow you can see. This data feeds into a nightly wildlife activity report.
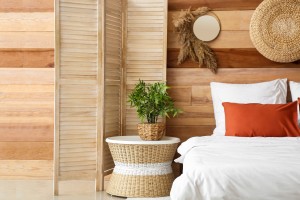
[223,101,300,137]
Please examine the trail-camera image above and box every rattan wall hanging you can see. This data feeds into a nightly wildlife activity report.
[250,0,300,63]
[173,7,218,73]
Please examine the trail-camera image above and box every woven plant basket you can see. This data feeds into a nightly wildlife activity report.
[250,0,300,62]
[137,123,165,141]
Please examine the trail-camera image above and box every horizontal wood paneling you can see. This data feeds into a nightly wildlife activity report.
[0,69,54,178]
[0,142,53,160]
[0,0,54,12]
[0,12,54,67]
[166,1,300,144]
[0,0,55,180]
[0,124,53,142]
[166,68,300,141]
[167,126,213,141]
[0,68,53,84]
[167,68,300,86]
[0,13,54,31]
[0,32,54,49]
[168,48,300,68]
[168,0,262,11]
[0,49,54,68]
[0,160,53,179]
[168,31,254,49]
[168,10,253,31]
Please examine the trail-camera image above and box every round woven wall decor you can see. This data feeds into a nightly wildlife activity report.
[250,0,300,63]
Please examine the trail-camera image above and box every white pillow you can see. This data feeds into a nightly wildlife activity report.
[210,79,287,136]
[289,81,300,125]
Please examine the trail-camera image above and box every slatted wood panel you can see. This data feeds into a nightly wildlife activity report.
[125,0,167,135]
[165,1,300,141]
[56,0,98,183]
[56,0,123,193]
[102,0,123,173]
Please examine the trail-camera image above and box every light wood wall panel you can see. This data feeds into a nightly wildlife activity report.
[0,160,53,180]
[167,9,300,69]
[0,49,54,68]
[166,0,300,141]
[0,68,54,179]
[0,0,54,12]
[168,10,254,31]
[0,13,54,31]
[125,0,168,135]
[168,48,300,69]
[168,0,262,11]
[167,68,300,141]
[0,1,54,180]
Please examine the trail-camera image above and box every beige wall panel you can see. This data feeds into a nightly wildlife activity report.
[0,13,54,32]
[168,31,254,49]
[0,160,53,180]
[0,32,54,49]
[168,10,254,31]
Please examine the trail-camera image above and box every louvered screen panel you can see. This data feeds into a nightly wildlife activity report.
[125,0,167,135]
[55,0,98,183]
[103,0,123,172]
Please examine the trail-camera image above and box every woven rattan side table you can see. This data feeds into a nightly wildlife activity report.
[106,136,180,198]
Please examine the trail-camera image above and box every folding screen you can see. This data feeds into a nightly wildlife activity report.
[55,0,123,194]
[97,0,124,191]
[124,0,168,135]
[55,0,167,194]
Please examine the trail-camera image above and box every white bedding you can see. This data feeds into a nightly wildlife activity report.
[170,136,300,200]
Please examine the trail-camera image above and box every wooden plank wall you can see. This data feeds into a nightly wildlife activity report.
[124,0,168,135]
[166,0,300,141]
[0,1,54,179]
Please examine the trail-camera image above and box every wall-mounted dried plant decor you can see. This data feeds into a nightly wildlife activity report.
[173,7,218,73]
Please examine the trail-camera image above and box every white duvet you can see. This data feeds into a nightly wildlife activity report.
[170,136,300,200]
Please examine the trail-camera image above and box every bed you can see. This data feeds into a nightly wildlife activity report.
[170,79,300,200]
[171,136,300,200]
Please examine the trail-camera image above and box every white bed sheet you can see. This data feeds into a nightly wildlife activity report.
[170,136,300,200]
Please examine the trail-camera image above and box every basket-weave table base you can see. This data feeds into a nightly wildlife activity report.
[107,173,174,197]
[106,141,179,198]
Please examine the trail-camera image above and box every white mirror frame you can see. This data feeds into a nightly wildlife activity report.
[193,14,221,42]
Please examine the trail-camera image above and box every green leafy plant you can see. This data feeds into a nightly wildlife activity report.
[128,80,181,123]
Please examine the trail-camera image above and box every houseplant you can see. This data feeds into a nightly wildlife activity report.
[128,80,181,140]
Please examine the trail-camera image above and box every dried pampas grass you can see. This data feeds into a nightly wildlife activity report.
[173,7,218,73]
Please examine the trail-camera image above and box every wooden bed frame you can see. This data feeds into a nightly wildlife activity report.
[166,68,300,142]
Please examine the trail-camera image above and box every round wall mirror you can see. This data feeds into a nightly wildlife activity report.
[193,15,221,42]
